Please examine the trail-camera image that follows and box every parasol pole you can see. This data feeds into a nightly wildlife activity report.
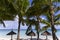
[11,35,13,40]
[46,35,47,40]
[31,35,32,40]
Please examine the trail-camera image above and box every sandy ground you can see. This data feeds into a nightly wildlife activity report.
[0,36,60,40]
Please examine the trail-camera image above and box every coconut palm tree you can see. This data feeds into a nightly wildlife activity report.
[0,0,29,40]
[5,0,29,40]
[14,0,29,40]
[41,0,60,40]
[39,3,60,40]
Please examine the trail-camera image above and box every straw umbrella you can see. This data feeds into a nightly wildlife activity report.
[41,31,51,40]
[7,30,16,40]
[26,30,36,40]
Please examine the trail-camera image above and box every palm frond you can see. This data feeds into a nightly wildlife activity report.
[1,21,5,27]
[54,20,60,25]
[41,19,50,26]
[54,14,60,22]
[41,26,50,31]
[26,24,32,34]
[0,20,5,27]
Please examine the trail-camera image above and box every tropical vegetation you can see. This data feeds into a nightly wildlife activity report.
[0,0,60,40]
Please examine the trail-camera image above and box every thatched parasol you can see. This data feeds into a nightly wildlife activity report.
[26,30,36,40]
[7,30,16,40]
[41,31,51,40]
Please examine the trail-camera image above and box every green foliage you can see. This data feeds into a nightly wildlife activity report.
[0,0,17,20]
[42,26,49,31]
[0,0,17,27]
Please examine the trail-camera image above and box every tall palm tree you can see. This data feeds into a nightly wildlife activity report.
[0,0,29,40]
[44,0,60,40]
[40,5,60,40]
[6,0,29,40]
[26,3,41,40]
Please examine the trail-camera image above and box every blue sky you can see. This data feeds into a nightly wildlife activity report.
[0,20,60,29]
[0,0,60,29]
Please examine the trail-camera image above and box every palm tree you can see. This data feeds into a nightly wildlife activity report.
[25,18,40,40]
[44,0,60,40]
[0,0,29,40]
[40,8,60,40]
[26,0,50,40]
[6,0,29,40]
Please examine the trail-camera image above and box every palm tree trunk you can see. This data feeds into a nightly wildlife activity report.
[31,36,32,40]
[17,17,21,40]
[49,4,56,40]
[37,17,40,40]
[51,24,56,40]
[49,0,56,40]
[46,35,47,40]
[55,34,59,40]
[37,31,39,40]
[50,7,56,40]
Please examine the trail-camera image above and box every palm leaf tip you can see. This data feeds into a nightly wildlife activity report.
[0,21,6,27]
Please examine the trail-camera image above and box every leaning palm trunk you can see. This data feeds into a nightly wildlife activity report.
[36,17,40,40]
[17,17,21,40]
[37,30,39,40]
